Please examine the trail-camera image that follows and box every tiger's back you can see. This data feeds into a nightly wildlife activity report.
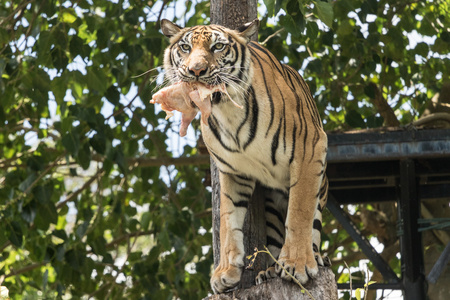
[160,19,328,293]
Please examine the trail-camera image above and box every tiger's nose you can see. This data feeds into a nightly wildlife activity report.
[188,66,207,77]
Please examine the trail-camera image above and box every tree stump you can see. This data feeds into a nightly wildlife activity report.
[203,267,338,300]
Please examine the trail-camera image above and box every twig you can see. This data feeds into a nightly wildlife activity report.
[261,28,285,46]
[23,152,66,195]
[5,262,46,278]
[56,168,104,209]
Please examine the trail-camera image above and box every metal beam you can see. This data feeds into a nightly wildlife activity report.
[398,159,427,299]
[427,242,450,284]
[327,194,400,283]
[327,128,450,163]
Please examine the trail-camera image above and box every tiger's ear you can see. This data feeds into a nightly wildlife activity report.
[161,19,183,38]
[237,19,259,39]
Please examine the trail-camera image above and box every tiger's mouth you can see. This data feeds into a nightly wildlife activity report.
[178,69,222,86]
[182,77,222,87]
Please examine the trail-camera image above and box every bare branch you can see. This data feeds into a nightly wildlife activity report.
[23,152,67,195]
[56,168,104,210]
[5,261,46,279]
[412,112,450,127]
[369,83,400,127]
[261,28,284,46]
[128,154,211,167]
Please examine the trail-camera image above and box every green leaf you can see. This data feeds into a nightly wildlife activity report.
[51,47,68,71]
[76,221,90,239]
[263,0,275,16]
[51,74,68,104]
[280,14,303,38]
[345,110,366,128]
[306,22,319,39]
[0,27,10,45]
[307,59,323,73]
[364,84,376,99]
[141,212,151,230]
[65,249,85,271]
[126,44,144,65]
[105,86,120,106]
[53,229,68,241]
[37,30,53,58]
[34,185,54,204]
[90,133,107,155]
[69,36,91,59]
[19,173,38,192]
[414,42,429,58]
[337,19,354,36]
[21,200,37,224]
[124,8,140,25]
[78,143,91,170]
[86,67,107,93]
[62,132,80,156]
[441,31,450,43]
[366,115,383,128]
[8,221,23,247]
[144,38,162,56]
[61,10,77,23]
[38,201,58,225]
[314,1,334,28]
[355,288,362,300]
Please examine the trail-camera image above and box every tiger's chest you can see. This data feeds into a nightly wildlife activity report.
[201,91,292,191]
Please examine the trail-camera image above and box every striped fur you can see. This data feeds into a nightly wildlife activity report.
[161,19,328,293]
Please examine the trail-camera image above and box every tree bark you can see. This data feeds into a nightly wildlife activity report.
[369,82,400,127]
[203,267,338,300]
[210,0,258,37]
[210,0,265,288]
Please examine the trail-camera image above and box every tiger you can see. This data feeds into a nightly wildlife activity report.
[159,19,329,293]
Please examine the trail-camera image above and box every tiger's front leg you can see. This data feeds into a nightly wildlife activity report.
[276,132,328,284]
[210,172,256,293]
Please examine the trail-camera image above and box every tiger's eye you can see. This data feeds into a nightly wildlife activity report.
[180,44,191,52]
[213,43,225,51]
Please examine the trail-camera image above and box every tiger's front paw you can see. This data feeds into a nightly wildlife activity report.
[275,245,319,284]
[210,264,242,294]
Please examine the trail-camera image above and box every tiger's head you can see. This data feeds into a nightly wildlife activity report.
[160,19,258,91]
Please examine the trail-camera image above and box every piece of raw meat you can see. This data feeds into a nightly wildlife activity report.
[150,82,198,137]
[150,82,242,136]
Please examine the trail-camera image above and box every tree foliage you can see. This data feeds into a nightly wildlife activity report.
[261,0,449,129]
[0,0,448,299]
[1,0,212,299]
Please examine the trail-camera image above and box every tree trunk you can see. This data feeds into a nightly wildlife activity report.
[209,0,265,288]
[203,267,338,300]
[210,0,258,36]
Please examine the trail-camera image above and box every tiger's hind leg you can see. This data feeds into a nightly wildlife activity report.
[210,172,256,294]
[256,189,288,285]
